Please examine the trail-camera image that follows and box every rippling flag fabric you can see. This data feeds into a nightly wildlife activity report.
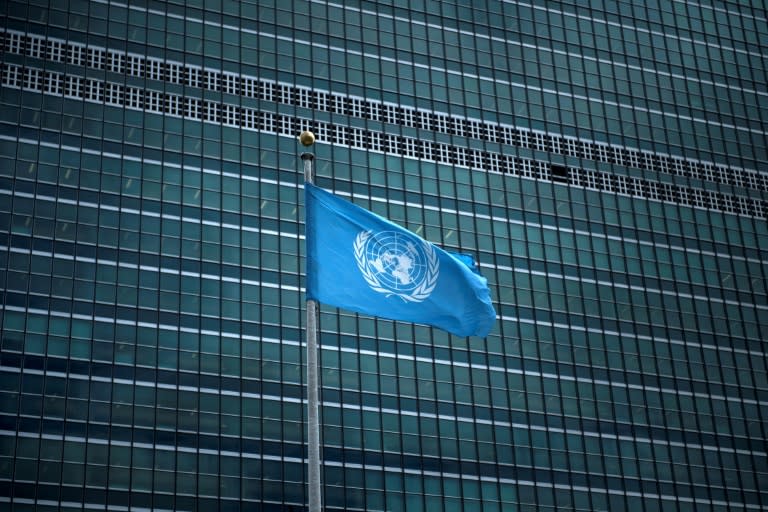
[305,183,496,337]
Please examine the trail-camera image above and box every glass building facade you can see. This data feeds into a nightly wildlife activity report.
[1,0,766,510]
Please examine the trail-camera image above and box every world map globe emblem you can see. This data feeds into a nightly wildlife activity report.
[365,231,428,292]
[354,230,439,302]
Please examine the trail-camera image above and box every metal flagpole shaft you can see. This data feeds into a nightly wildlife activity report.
[300,132,322,512]
[305,298,320,512]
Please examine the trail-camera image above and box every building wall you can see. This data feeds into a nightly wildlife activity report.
[0,1,766,511]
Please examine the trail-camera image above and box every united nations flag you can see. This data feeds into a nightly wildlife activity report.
[305,183,496,337]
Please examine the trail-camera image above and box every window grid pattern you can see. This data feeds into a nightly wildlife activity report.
[3,62,766,220]
[2,8,768,511]
[2,28,766,195]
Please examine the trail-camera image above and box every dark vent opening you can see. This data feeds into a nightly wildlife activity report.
[551,164,569,182]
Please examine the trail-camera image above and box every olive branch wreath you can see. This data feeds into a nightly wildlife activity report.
[353,230,439,303]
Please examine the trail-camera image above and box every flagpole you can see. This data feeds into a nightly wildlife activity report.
[300,131,322,512]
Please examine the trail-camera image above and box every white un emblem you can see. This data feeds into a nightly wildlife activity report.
[354,230,439,302]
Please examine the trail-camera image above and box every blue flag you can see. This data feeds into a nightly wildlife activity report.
[305,183,496,337]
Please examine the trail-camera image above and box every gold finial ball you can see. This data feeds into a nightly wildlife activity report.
[299,131,316,146]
